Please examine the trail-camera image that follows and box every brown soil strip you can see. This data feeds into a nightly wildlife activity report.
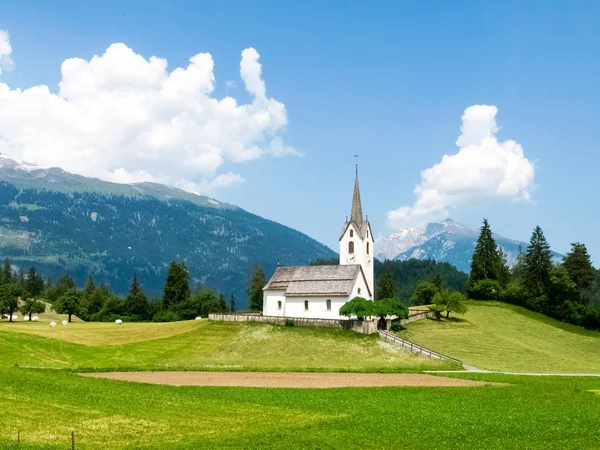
[80,371,497,388]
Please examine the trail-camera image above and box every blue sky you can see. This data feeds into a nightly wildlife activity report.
[1,1,599,261]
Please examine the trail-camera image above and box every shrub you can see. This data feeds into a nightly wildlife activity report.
[390,319,403,332]
[468,279,501,300]
[284,319,295,327]
[500,282,529,306]
[152,309,181,322]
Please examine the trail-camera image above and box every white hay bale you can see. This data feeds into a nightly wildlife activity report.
[195,317,201,320]
[12,314,18,320]
[115,319,123,325]
[32,316,39,321]
[61,320,68,327]
[23,316,30,321]
[50,322,57,328]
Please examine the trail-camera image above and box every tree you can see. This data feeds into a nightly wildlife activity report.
[563,243,596,296]
[218,293,228,312]
[548,265,578,315]
[25,267,45,298]
[53,288,82,322]
[20,298,46,320]
[497,248,511,287]
[124,273,149,319]
[372,297,408,320]
[163,262,190,309]
[411,281,439,305]
[0,283,24,322]
[470,219,502,281]
[230,293,236,313]
[432,290,468,319]
[247,265,266,311]
[339,296,374,320]
[376,270,396,300]
[1,258,13,285]
[82,275,96,300]
[523,226,553,295]
[511,244,526,282]
[178,289,223,319]
[84,283,111,319]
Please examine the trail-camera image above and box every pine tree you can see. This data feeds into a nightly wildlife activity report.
[82,275,96,301]
[523,226,553,295]
[497,247,511,287]
[511,244,525,281]
[230,293,236,313]
[163,261,190,309]
[247,265,266,311]
[125,273,149,319]
[1,258,13,285]
[25,267,45,298]
[218,293,228,312]
[376,270,396,300]
[470,219,502,281]
[563,242,596,295]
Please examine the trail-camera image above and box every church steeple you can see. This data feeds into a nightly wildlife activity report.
[350,165,363,224]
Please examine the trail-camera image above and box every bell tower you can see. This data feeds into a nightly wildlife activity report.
[339,164,374,298]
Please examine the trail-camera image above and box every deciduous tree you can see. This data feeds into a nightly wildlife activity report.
[53,288,82,322]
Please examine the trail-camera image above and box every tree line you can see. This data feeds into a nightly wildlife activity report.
[466,219,600,329]
[0,259,270,323]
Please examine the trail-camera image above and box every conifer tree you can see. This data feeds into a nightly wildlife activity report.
[247,265,266,311]
[563,242,595,295]
[218,293,228,312]
[163,262,190,309]
[25,267,45,298]
[511,244,525,282]
[497,248,511,287]
[125,273,149,319]
[82,275,96,301]
[230,293,236,313]
[1,258,13,285]
[376,270,396,300]
[470,219,502,281]
[523,226,553,295]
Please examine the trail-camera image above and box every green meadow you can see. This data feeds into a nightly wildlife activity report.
[398,301,600,373]
[1,307,600,449]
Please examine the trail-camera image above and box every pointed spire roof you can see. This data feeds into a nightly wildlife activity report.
[350,165,363,224]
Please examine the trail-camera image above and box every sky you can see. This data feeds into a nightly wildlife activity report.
[0,0,599,261]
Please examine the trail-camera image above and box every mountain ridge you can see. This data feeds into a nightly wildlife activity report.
[377,218,563,273]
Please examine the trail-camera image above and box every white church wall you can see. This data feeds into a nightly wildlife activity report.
[339,224,375,298]
[263,290,286,316]
[350,272,373,300]
[285,296,348,320]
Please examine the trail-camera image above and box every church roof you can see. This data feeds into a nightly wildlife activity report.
[263,265,370,297]
[351,166,363,224]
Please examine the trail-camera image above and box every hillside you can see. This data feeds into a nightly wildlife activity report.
[0,180,335,307]
[378,219,563,272]
[398,301,600,373]
[0,320,447,371]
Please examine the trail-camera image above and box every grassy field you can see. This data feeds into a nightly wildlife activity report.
[2,313,600,448]
[0,320,448,372]
[398,301,600,373]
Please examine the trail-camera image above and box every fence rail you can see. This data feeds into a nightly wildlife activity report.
[378,330,463,366]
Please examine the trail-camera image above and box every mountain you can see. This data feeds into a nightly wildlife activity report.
[0,156,336,307]
[377,219,563,273]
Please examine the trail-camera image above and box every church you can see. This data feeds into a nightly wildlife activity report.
[262,167,374,320]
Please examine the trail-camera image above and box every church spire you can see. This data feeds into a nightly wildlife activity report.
[350,164,363,224]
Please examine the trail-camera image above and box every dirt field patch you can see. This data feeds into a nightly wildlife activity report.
[80,371,497,388]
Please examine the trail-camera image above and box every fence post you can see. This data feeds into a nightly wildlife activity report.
[71,431,75,450]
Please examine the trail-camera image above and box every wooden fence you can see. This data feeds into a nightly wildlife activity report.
[378,330,463,366]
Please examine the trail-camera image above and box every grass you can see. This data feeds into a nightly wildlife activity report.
[1,368,600,449]
[0,320,448,372]
[2,311,600,448]
[398,301,600,373]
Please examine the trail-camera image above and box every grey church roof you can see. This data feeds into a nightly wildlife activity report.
[263,265,369,297]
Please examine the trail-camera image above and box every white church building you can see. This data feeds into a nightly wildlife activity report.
[262,167,374,320]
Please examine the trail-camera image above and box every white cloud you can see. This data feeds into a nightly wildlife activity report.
[0,41,297,194]
[388,105,535,228]
[0,30,13,74]
[225,80,237,89]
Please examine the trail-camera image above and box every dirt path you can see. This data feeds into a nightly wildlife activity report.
[80,371,498,388]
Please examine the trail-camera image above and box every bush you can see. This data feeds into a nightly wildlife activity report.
[500,282,529,306]
[284,319,295,327]
[468,279,501,300]
[152,309,181,322]
[390,319,403,332]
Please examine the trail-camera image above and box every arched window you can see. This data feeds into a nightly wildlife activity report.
[350,229,353,237]
[326,299,331,310]
[358,288,362,295]
[367,242,370,255]
[349,241,354,254]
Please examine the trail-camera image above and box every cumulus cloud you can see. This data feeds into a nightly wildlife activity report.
[0,30,13,74]
[225,80,237,89]
[0,41,297,194]
[388,105,535,228]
